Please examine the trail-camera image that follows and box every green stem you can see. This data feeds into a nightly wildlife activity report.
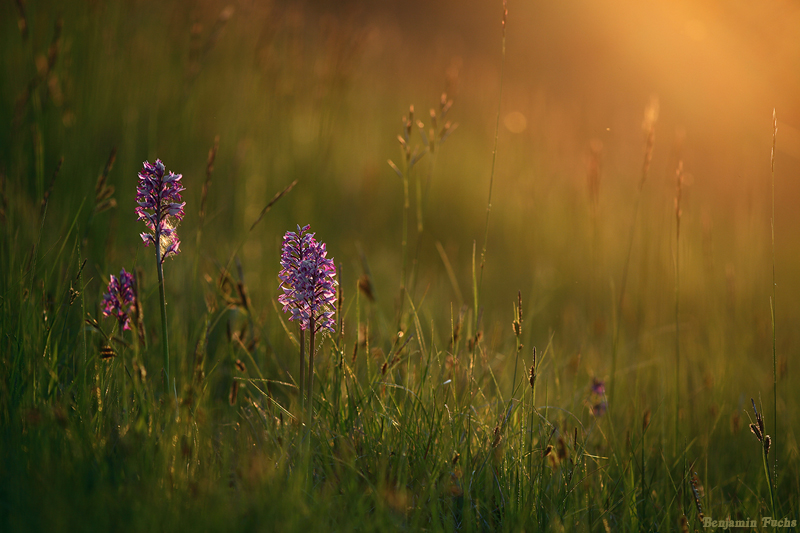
[398,168,409,331]
[762,444,776,515]
[307,319,316,428]
[609,191,643,401]
[79,236,88,388]
[121,343,129,427]
[641,419,646,526]
[415,169,423,234]
[156,245,170,392]
[131,319,146,420]
[299,328,305,413]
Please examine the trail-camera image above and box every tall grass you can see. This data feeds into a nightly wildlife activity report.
[608,97,658,402]
[770,109,778,501]
[674,160,684,454]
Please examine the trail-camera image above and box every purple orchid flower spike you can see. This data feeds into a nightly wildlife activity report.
[278,224,338,334]
[278,224,337,421]
[136,159,185,264]
[102,268,136,331]
[135,158,184,388]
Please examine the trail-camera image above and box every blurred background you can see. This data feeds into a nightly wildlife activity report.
[2,0,800,427]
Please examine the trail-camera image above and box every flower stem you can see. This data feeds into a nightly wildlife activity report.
[307,318,316,428]
[156,245,170,392]
[299,328,305,413]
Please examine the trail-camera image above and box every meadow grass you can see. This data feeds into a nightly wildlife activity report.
[1,1,798,531]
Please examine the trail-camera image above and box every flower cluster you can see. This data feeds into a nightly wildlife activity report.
[102,268,136,330]
[135,159,185,263]
[278,224,337,333]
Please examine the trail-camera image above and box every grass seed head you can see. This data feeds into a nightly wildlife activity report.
[468,331,482,351]
[641,96,659,185]
[229,380,239,405]
[40,157,62,217]
[556,436,568,461]
[94,148,117,214]
[492,426,502,448]
[199,136,218,222]
[750,423,762,442]
[690,472,704,521]
[357,274,374,302]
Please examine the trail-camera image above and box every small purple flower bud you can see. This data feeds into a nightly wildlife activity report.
[102,268,136,330]
[591,378,605,397]
[278,224,337,333]
[590,378,607,417]
[135,159,185,263]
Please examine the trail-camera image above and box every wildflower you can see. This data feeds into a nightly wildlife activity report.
[102,268,135,330]
[135,158,184,387]
[278,224,337,333]
[278,224,337,419]
[135,159,185,263]
[590,377,607,417]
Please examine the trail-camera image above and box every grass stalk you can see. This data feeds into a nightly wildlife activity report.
[509,292,523,416]
[609,97,658,400]
[398,165,409,331]
[79,234,88,384]
[750,398,776,515]
[675,161,683,455]
[770,109,778,492]
[477,0,507,299]
[762,436,776,515]
[467,0,506,483]
[194,136,219,280]
[415,166,423,235]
